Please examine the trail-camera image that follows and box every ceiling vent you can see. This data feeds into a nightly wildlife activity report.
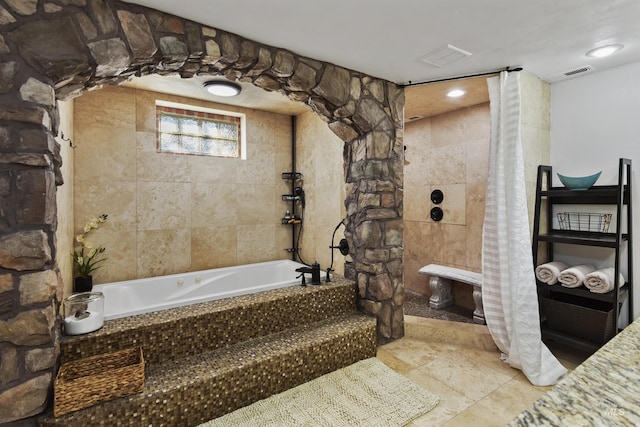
[563,65,594,77]
[419,44,472,68]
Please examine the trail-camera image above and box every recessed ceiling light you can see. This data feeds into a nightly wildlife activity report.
[585,44,624,58]
[203,80,242,97]
[446,89,466,98]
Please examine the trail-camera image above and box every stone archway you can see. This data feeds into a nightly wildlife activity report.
[0,0,403,422]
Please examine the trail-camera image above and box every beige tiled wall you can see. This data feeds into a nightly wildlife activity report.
[520,72,551,235]
[403,71,551,301]
[73,85,295,284]
[296,110,347,275]
[55,100,75,296]
[403,103,490,300]
[520,72,552,265]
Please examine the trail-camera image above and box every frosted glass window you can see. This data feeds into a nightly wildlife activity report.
[159,115,179,133]
[159,133,180,152]
[156,106,241,158]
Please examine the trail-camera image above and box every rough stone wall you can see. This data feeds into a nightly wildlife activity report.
[343,130,405,342]
[0,0,404,423]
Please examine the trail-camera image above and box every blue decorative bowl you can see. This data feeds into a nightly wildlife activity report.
[557,171,601,190]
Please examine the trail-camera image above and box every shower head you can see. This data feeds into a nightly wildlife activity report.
[330,220,346,244]
[327,219,349,283]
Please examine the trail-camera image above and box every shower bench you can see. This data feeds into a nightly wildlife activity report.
[418,264,485,324]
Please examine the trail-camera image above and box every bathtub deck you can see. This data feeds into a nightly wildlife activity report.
[59,277,361,364]
[41,277,376,426]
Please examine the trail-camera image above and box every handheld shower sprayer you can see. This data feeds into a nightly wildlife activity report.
[327,219,349,282]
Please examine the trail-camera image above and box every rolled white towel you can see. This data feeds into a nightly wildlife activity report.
[558,264,596,288]
[535,261,569,285]
[584,268,626,294]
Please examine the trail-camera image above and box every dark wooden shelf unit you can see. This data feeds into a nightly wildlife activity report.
[532,158,633,351]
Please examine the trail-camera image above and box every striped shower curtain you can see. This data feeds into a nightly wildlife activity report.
[482,71,567,386]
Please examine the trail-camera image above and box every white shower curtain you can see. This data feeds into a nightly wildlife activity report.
[482,71,567,386]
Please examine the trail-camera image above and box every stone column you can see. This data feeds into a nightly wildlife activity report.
[0,80,63,423]
[0,4,69,423]
[343,82,405,344]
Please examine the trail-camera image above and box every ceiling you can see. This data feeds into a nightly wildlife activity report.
[122,0,639,118]
[124,0,640,84]
[124,74,312,116]
[404,77,489,121]
[124,73,490,120]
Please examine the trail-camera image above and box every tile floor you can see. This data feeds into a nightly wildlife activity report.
[377,313,591,426]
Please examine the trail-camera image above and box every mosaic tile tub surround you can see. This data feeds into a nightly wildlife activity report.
[60,278,361,363]
[41,278,377,426]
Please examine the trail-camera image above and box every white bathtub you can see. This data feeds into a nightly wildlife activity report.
[93,260,320,321]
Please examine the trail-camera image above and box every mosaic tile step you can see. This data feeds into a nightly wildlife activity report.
[61,278,357,364]
[41,312,377,427]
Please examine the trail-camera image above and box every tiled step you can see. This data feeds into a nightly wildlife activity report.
[41,312,377,427]
[61,278,358,364]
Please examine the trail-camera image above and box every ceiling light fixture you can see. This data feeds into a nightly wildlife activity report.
[203,80,242,97]
[585,44,624,58]
[446,89,466,98]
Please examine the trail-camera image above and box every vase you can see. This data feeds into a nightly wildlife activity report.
[74,276,93,293]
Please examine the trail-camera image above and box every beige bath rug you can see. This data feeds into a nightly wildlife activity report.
[198,357,439,427]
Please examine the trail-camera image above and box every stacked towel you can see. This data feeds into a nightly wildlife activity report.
[558,264,596,288]
[584,268,626,294]
[535,262,569,285]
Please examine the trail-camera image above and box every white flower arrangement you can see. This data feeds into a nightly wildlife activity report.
[71,214,108,277]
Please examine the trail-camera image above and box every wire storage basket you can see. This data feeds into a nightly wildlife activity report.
[557,212,612,232]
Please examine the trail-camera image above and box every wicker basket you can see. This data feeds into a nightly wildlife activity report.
[543,295,615,344]
[53,347,145,417]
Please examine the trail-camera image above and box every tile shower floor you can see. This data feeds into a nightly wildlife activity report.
[403,290,475,323]
[377,309,591,426]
